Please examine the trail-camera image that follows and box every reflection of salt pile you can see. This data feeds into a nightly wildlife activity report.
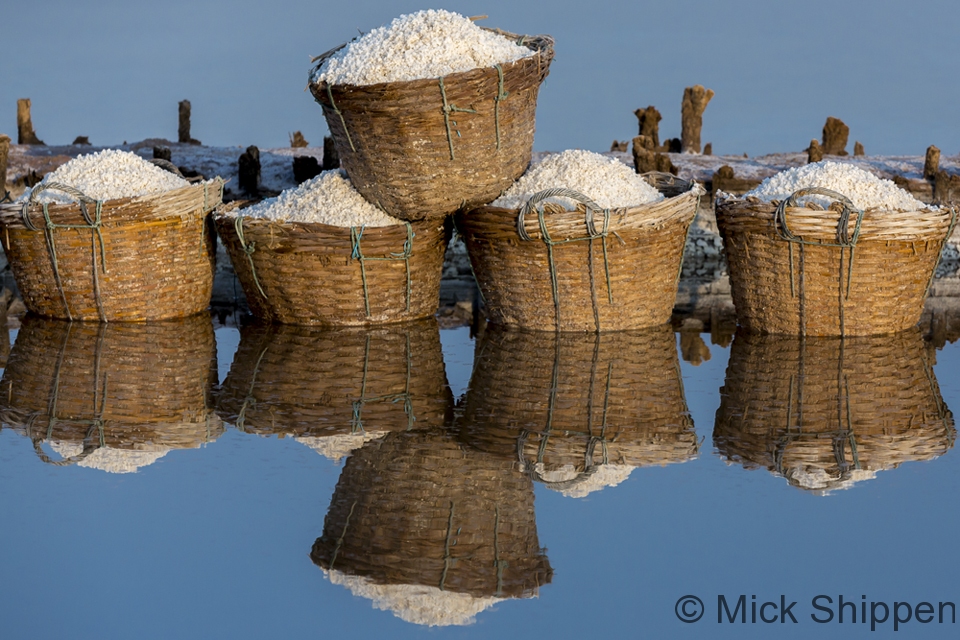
[460,325,697,497]
[714,329,955,494]
[217,319,451,439]
[311,429,551,627]
[49,442,167,474]
[0,315,222,470]
[324,570,500,627]
[294,433,387,463]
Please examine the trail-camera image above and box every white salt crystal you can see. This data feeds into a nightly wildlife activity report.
[745,160,927,211]
[492,149,664,210]
[231,170,402,227]
[19,149,189,203]
[314,9,533,86]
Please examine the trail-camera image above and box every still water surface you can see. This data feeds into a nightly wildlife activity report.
[1,317,958,639]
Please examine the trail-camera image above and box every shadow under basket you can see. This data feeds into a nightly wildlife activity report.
[311,429,552,605]
[713,328,955,493]
[216,318,452,437]
[308,29,554,221]
[0,180,222,321]
[455,175,704,331]
[215,211,449,325]
[0,314,223,468]
[715,187,956,336]
[459,324,698,494]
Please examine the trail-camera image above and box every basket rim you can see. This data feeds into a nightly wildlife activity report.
[213,207,442,237]
[0,179,224,228]
[308,27,555,92]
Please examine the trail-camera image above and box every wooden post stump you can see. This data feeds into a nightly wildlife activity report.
[808,139,823,163]
[634,106,662,149]
[17,99,44,145]
[293,156,322,184]
[680,85,714,153]
[822,116,849,155]
[924,145,941,181]
[239,146,261,195]
[934,170,960,205]
[853,141,865,156]
[153,146,172,162]
[178,100,200,145]
[290,131,308,148]
[322,135,340,171]
[0,134,10,198]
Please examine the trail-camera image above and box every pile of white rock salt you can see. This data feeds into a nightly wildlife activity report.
[744,160,928,211]
[19,149,188,203]
[50,441,168,474]
[492,150,664,210]
[313,9,533,86]
[236,171,402,227]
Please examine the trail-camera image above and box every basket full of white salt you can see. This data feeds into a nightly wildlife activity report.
[459,325,698,498]
[311,429,552,626]
[0,150,223,321]
[455,150,703,331]
[0,314,223,472]
[713,328,955,495]
[716,161,957,335]
[216,318,452,445]
[214,170,448,325]
[308,9,553,221]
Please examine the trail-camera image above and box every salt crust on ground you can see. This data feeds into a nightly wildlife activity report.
[295,431,387,462]
[313,9,532,86]
[231,170,402,227]
[492,149,664,210]
[533,462,635,498]
[744,160,928,211]
[19,149,188,203]
[50,441,168,474]
[325,569,502,627]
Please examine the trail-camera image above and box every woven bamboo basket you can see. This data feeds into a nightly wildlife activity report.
[214,209,449,325]
[455,174,704,331]
[714,329,955,493]
[0,314,222,467]
[308,29,554,221]
[217,318,452,437]
[716,187,957,336]
[0,180,223,321]
[311,429,552,605]
[459,325,698,493]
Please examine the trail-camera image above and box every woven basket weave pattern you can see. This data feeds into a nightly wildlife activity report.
[460,325,697,473]
[714,329,955,491]
[216,214,448,325]
[456,183,701,331]
[309,32,554,221]
[216,319,452,435]
[0,314,222,452]
[0,182,221,322]
[311,429,552,599]
[716,198,954,336]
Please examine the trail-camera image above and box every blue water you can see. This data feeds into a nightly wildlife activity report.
[1,318,958,639]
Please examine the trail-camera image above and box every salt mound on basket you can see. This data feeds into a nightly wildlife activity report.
[294,432,388,463]
[18,149,189,203]
[312,9,534,86]
[230,170,403,227]
[50,441,168,474]
[324,569,501,627]
[744,161,929,211]
[783,465,878,495]
[534,462,636,498]
[491,149,664,210]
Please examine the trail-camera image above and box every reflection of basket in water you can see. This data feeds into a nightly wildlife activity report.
[714,329,955,493]
[0,181,222,321]
[214,212,448,325]
[455,175,703,331]
[0,314,222,469]
[715,189,956,336]
[216,319,452,438]
[459,325,698,496]
[311,429,551,626]
[308,30,554,221]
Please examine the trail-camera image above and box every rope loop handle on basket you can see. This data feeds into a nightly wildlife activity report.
[234,214,268,300]
[773,187,865,247]
[21,182,109,321]
[517,188,615,330]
